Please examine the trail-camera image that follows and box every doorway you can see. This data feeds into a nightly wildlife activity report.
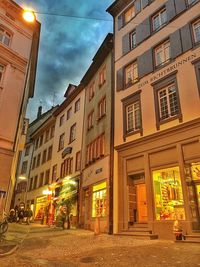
[137,184,148,223]
[128,173,148,224]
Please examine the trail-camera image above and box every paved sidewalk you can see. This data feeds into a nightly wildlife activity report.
[0,223,63,257]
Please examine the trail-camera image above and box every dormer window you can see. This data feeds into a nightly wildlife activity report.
[0,28,11,46]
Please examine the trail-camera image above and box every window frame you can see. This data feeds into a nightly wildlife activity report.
[0,27,12,47]
[122,90,142,140]
[152,71,182,130]
[59,114,64,126]
[75,151,81,171]
[192,18,200,45]
[88,82,95,101]
[74,98,80,113]
[193,59,200,97]
[151,7,167,33]
[67,107,72,120]
[124,4,135,25]
[69,123,76,144]
[124,61,139,87]
[88,109,94,130]
[0,64,5,85]
[154,39,171,68]
[98,96,106,120]
[99,66,106,88]
[130,30,137,50]
[58,133,65,151]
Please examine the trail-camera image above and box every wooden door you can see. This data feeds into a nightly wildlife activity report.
[137,184,148,223]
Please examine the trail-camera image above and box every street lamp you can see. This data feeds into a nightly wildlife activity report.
[23,10,36,23]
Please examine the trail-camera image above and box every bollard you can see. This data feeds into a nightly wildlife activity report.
[94,216,100,235]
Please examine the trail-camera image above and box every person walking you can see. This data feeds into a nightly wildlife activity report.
[25,205,33,225]
[18,207,25,224]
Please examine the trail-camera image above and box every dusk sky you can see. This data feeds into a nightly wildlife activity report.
[16,0,114,122]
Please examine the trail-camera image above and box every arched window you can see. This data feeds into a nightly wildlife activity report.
[0,27,11,46]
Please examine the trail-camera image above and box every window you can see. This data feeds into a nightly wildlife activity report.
[92,182,107,217]
[58,133,65,151]
[88,82,95,101]
[33,175,38,189]
[0,64,4,84]
[153,166,185,220]
[126,102,141,133]
[158,83,179,120]
[99,67,106,87]
[192,19,200,44]
[69,124,76,143]
[47,145,53,161]
[152,8,167,32]
[75,151,81,171]
[154,40,170,67]
[67,107,72,120]
[29,178,33,191]
[0,27,11,46]
[187,0,198,6]
[25,145,30,156]
[69,158,73,174]
[125,62,138,86]
[21,161,28,174]
[39,172,44,187]
[36,153,41,167]
[50,125,55,138]
[153,73,182,129]
[35,138,39,150]
[194,60,200,96]
[98,97,106,119]
[52,164,57,182]
[88,110,94,130]
[42,149,47,164]
[130,30,136,50]
[39,135,43,147]
[86,133,105,165]
[124,5,135,24]
[44,170,50,185]
[75,99,80,112]
[45,129,50,143]
[60,114,64,126]
[32,157,36,170]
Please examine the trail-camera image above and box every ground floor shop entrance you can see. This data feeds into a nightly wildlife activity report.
[128,174,147,224]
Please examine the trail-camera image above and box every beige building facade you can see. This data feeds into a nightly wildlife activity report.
[0,0,40,212]
[107,0,200,239]
[79,34,113,233]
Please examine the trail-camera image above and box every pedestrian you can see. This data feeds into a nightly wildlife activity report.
[25,205,33,225]
[60,206,67,230]
[18,207,25,224]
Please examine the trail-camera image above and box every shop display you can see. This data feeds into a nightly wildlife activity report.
[92,182,107,217]
[153,167,185,220]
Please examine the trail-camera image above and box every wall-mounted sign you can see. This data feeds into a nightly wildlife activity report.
[96,168,103,174]
[62,147,72,158]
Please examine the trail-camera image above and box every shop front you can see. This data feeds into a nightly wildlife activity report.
[116,119,200,239]
[34,195,48,222]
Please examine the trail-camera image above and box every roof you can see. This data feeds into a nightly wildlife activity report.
[80,33,113,86]
[106,0,133,17]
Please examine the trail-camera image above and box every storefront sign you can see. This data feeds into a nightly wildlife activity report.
[62,147,72,158]
[96,168,103,174]
[138,53,197,89]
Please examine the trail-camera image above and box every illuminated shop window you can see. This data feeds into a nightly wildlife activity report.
[153,167,185,220]
[92,182,107,217]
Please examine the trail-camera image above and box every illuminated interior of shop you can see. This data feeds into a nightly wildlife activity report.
[92,182,107,217]
[35,196,47,220]
[153,166,185,221]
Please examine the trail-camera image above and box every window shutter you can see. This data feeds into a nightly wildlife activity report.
[116,68,124,91]
[174,0,186,15]
[142,0,149,9]
[138,49,153,78]
[166,0,176,22]
[134,0,141,14]
[118,14,123,30]
[122,33,130,55]
[136,17,151,44]
[180,24,193,53]
[170,30,182,59]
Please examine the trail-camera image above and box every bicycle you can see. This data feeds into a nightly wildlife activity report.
[0,211,9,236]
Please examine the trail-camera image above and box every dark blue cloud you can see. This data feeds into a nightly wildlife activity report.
[16,0,113,121]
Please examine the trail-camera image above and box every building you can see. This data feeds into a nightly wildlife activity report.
[51,84,85,227]
[14,106,57,220]
[107,0,200,239]
[0,0,40,213]
[79,33,113,233]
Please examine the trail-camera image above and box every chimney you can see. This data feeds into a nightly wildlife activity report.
[37,106,42,119]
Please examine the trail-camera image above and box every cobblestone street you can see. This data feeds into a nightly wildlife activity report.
[0,225,199,267]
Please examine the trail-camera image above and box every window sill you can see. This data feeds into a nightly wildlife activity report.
[154,59,173,72]
[99,80,106,88]
[97,114,106,123]
[125,79,140,90]
[68,139,75,145]
[87,125,94,132]
[123,128,143,141]
[156,113,183,130]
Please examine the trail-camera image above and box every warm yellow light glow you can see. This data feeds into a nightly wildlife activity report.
[42,189,52,195]
[18,176,27,180]
[23,10,36,23]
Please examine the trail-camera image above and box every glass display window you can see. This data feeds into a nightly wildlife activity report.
[92,182,107,218]
[153,166,185,221]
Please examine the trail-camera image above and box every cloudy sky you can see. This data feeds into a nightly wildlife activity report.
[16,0,114,122]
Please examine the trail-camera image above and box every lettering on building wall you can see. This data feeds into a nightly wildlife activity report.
[138,53,197,89]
